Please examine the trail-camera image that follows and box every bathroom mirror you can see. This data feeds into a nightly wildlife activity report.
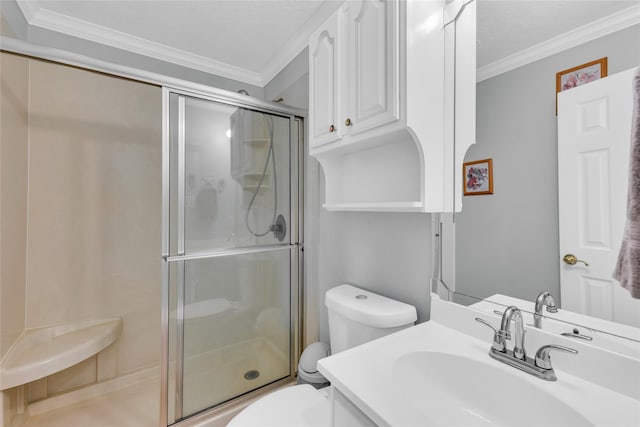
[450,0,640,346]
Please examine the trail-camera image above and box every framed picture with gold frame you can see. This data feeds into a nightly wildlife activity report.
[463,158,493,196]
[556,57,607,113]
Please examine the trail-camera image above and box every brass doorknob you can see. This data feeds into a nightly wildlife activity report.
[562,254,589,267]
[345,118,352,126]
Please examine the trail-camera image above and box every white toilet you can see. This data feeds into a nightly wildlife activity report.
[228,283,417,427]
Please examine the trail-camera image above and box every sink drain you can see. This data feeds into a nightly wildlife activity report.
[244,370,260,380]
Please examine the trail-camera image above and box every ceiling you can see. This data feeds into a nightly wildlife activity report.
[11,0,640,86]
[477,0,639,68]
[32,0,331,69]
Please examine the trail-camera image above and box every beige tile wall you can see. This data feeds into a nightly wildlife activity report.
[24,58,163,376]
[0,52,29,359]
[46,357,97,395]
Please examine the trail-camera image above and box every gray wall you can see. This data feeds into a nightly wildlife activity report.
[315,209,431,343]
[264,47,309,109]
[0,0,264,97]
[266,44,433,346]
[456,25,640,305]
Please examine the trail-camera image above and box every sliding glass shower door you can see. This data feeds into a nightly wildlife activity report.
[162,91,303,423]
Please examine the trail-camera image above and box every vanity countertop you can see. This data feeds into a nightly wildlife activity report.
[317,309,640,427]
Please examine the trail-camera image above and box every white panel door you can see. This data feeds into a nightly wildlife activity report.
[558,67,640,328]
[309,10,341,148]
[344,0,398,137]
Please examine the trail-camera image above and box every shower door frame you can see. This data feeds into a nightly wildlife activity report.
[160,87,305,426]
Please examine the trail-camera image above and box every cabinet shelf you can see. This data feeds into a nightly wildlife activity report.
[323,202,424,212]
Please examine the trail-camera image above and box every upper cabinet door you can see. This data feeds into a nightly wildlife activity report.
[344,0,398,137]
[309,10,341,148]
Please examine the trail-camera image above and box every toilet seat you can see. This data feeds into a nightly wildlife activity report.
[228,384,329,427]
[229,285,416,427]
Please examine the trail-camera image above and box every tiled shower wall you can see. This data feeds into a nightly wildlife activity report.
[0,49,30,427]
[1,52,162,403]
[0,52,28,361]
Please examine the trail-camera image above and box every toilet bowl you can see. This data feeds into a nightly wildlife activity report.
[228,284,417,427]
[228,384,330,427]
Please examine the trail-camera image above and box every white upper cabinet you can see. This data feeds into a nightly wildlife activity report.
[345,0,398,137]
[309,0,476,212]
[309,10,340,147]
[309,0,397,150]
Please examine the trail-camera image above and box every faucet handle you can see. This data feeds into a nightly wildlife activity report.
[475,317,505,352]
[534,344,578,370]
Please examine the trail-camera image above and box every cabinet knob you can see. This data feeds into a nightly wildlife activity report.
[345,118,352,127]
[329,124,335,133]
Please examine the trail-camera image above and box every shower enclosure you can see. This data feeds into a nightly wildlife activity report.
[161,89,304,424]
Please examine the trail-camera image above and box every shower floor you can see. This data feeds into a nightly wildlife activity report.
[20,338,288,427]
[182,337,289,417]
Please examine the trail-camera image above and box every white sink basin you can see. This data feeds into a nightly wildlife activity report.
[318,316,640,427]
[393,351,592,427]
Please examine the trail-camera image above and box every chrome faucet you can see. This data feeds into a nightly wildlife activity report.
[534,291,558,328]
[500,306,526,360]
[476,305,578,381]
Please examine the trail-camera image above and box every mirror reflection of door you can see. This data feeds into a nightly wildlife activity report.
[453,0,640,340]
[558,68,640,328]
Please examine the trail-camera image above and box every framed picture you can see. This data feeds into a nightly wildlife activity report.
[463,158,493,196]
[556,57,607,113]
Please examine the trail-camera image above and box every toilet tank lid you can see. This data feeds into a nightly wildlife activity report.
[325,284,417,328]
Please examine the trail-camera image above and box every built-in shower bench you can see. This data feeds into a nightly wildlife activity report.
[0,318,122,390]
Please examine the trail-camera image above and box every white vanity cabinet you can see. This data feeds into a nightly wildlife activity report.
[332,388,377,427]
[308,0,476,212]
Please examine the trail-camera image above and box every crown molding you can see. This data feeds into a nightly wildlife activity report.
[19,1,635,87]
[15,0,263,86]
[1,36,306,118]
[261,0,341,85]
[478,4,640,82]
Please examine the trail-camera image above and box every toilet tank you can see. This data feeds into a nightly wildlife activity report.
[325,284,417,354]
